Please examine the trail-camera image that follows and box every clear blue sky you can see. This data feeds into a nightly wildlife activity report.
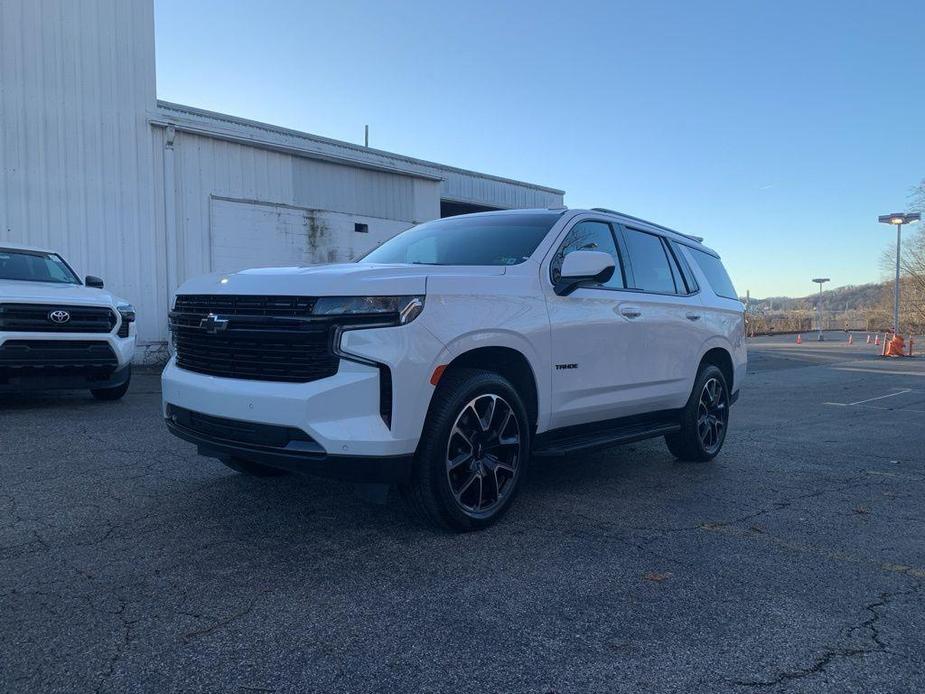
[153,0,925,298]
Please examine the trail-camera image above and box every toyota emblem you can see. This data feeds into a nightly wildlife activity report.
[48,310,71,324]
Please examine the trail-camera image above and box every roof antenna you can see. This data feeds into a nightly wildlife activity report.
[364,124,369,147]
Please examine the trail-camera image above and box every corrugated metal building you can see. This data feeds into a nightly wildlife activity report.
[0,0,565,360]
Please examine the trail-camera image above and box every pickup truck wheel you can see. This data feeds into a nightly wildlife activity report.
[402,368,530,532]
[90,368,131,401]
[220,456,289,477]
[665,364,729,462]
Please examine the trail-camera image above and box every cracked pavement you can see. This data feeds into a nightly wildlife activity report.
[1,332,924,693]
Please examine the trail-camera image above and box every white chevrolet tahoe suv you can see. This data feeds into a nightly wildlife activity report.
[0,243,136,399]
[163,208,745,531]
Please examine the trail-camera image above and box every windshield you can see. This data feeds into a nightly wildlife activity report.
[359,212,561,266]
[0,249,81,284]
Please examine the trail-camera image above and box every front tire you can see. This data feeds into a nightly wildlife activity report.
[401,368,530,532]
[665,364,730,462]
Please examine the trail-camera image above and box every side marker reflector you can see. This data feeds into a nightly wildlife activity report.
[430,365,447,385]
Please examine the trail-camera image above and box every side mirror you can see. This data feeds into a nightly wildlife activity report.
[85,275,104,289]
[554,250,615,296]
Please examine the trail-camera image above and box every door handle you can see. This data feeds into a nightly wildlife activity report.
[685,313,702,321]
[620,306,642,319]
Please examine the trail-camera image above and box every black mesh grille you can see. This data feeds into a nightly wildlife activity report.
[0,303,116,333]
[171,295,339,383]
[0,340,118,374]
[173,294,316,317]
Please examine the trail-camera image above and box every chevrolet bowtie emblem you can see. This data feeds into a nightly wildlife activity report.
[199,313,229,334]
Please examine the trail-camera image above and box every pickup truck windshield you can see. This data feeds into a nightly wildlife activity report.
[0,249,81,284]
[359,212,561,266]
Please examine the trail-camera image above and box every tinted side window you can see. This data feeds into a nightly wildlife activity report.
[690,248,738,299]
[550,221,625,289]
[668,241,699,294]
[622,228,677,293]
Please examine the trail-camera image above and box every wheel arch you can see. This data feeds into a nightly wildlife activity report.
[437,345,540,433]
[699,346,734,392]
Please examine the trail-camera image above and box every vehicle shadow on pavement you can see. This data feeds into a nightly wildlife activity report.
[0,392,121,411]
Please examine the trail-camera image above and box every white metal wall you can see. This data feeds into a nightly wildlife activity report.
[0,0,163,357]
[2,0,565,354]
[209,198,412,273]
[156,101,566,211]
[161,129,435,294]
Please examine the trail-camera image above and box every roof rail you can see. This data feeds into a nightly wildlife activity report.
[590,208,704,243]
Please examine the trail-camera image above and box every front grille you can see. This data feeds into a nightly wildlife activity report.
[173,328,338,382]
[0,303,116,333]
[173,294,317,317]
[171,294,339,383]
[0,340,118,379]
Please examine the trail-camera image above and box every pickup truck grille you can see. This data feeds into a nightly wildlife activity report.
[170,295,339,383]
[173,294,316,317]
[0,303,117,333]
[0,340,118,375]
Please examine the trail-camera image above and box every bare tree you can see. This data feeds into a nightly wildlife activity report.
[876,179,925,332]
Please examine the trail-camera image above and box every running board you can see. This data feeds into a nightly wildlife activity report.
[533,412,681,457]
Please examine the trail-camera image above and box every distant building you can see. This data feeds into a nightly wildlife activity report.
[0,0,564,359]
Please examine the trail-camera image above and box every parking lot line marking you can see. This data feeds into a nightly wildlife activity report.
[840,403,925,414]
[845,389,912,406]
[833,366,925,377]
[823,388,913,408]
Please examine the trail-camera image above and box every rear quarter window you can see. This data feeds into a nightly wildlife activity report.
[690,248,738,300]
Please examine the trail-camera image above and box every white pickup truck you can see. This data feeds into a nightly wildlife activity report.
[0,243,135,400]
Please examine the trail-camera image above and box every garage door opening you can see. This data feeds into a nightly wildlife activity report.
[440,200,502,218]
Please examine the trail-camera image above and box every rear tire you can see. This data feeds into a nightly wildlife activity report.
[90,369,131,401]
[665,364,730,462]
[220,456,289,477]
[401,368,530,532]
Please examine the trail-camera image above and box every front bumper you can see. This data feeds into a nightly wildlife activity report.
[165,405,412,483]
[0,332,135,392]
[162,318,449,449]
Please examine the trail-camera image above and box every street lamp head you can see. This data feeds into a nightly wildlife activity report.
[878,212,921,225]
[812,278,830,284]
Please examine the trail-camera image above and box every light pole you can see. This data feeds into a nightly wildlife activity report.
[812,278,829,341]
[878,212,921,335]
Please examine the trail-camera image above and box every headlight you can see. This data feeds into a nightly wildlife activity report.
[313,296,424,325]
[117,303,136,323]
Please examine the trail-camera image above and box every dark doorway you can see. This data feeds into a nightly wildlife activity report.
[440,200,502,218]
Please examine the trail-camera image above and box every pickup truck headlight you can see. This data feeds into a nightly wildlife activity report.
[116,303,135,338]
[313,296,424,325]
[117,303,136,323]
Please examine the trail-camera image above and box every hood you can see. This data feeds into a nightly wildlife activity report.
[0,279,125,307]
[175,263,508,297]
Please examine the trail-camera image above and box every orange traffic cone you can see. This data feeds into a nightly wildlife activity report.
[885,334,906,357]
[875,334,880,346]
[881,335,890,357]
[848,334,854,345]
[796,334,802,344]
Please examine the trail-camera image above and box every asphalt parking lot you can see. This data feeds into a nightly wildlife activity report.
[2,332,924,693]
